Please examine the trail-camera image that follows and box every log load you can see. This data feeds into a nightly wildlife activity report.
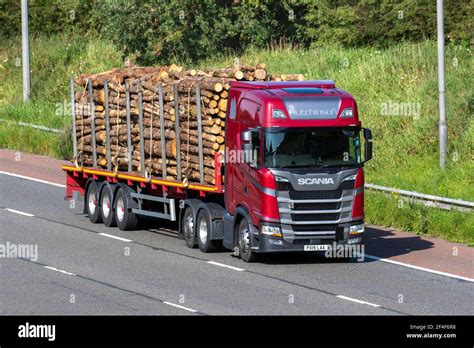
[73,63,304,185]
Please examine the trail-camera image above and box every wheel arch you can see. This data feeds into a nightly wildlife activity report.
[234,205,252,248]
[195,201,226,241]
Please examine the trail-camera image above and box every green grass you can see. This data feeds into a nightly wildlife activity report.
[0,34,123,156]
[365,191,474,246]
[0,35,472,244]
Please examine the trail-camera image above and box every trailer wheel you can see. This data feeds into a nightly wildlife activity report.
[237,218,257,262]
[114,188,138,231]
[86,181,102,224]
[196,209,220,253]
[182,207,197,249]
[100,185,116,227]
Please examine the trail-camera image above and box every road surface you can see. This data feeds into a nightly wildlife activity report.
[0,150,473,315]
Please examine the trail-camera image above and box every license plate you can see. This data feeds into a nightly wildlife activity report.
[304,244,329,251]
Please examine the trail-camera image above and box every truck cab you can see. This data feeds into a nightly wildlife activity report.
[223,81,373,261]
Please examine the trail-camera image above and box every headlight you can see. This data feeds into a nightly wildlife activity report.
[275,176,289,182]
[349,223,364,235]
[272,109,287,119]
[342,174,357,182]
[260,225,283,237]
[340,108,354,118]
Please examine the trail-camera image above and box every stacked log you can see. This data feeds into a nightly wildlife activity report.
[73,64,304,185]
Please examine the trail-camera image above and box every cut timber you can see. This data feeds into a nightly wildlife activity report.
[280,74,304,81]
[74,63,305,186]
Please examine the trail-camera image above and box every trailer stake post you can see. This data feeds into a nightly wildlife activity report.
[69,77,77,159]
[138,81,145,177]
[88,79,97,167]
[173,83,182,181]
[195,84,204,184]
[104,79,111,171]
[125,81,132,173]
[158,83,167,179]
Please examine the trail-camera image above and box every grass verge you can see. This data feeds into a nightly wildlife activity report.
[365,191,474,246]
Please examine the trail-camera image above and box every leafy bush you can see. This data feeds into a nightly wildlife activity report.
[92,0,303,64]
[299,0,473,48]
[2,0,470,64]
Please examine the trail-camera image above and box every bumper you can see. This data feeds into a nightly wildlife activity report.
[253,222,365,253]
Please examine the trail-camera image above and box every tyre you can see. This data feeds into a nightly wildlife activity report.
[196,209,221,253]
[182,207,197,248]
[86,181,102,223]
[114,188,138,231]
[100,184,116,227]
[237,218,257,262]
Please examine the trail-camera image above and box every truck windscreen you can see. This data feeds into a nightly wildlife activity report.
[263,127,361,169]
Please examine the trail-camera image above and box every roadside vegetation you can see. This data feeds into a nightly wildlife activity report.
[0,0,472,244]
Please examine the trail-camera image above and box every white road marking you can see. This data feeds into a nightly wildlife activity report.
[337,295,380,307]
[0,171,65,188]
[4,208,34,217]
[163,301,198,313]
[207,261,245,272]
[365,254,474,283]
[99,233,132,242]
[44,266,76,276]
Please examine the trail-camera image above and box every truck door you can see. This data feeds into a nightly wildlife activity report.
[225,96,262,219]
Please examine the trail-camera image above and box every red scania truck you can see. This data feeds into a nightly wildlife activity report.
[63,80,372,262]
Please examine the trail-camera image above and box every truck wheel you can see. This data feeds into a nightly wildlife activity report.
[196,209,220,253]
[114,188,138,231]
[100,185,116,227]
[86,181,102,224]
[182,207,197,248]
[238,218,257,262]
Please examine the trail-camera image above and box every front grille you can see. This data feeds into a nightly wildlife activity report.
[293,224,337,232]
[292,213,340,221]
[293,202,340,211]
[292,239,336,245]
[292,224,344,241]
[289,190,342,200]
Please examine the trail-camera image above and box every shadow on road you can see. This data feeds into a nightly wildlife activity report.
[138,216,180,238]
[364,225,434,260]
[133,216,435,264]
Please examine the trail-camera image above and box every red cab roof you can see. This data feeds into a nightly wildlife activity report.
[231,80,336,90]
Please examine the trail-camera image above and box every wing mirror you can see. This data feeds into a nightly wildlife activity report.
[241,130,258,167]
[363,127,373,162]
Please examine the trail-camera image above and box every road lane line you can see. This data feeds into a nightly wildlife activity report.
[0,171,65,188]
[99,233,132,242]
[44,266,76,276]
[337,295,381,307]
[365,254,474,283]
[207,261,245,272]
[4,208,34,217]
[163,301,198,313]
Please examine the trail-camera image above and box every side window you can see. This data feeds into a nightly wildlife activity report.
[228,98,237,120]
[251,129,261,168]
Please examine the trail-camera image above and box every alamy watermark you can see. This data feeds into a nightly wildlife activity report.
[0,241,38,262]
[18,322,55,341]
[380,100,420,119]
[324,242,365,262]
